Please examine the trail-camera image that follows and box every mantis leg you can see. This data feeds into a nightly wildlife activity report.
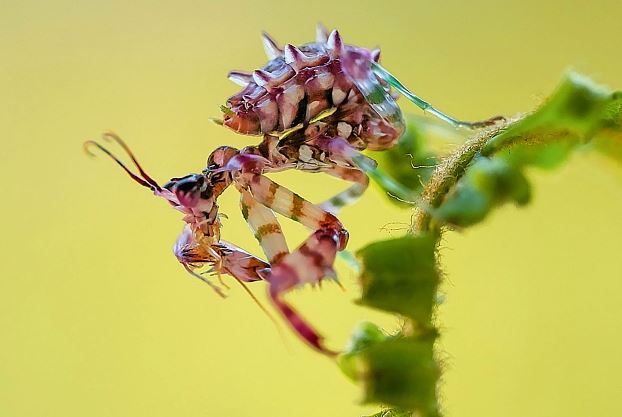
[216,241,271,283]
[370,61,504,128]
[340,49,502,129]
[175,224,285,331]
[173,225,269,297]
[310,134,416,200]
[238,186,289,264]
[319,166,369,214]
[289,134,378,213]
[241,173,348,244]
[235,173,347,355]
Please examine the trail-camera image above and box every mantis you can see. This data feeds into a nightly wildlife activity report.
[86,25,501,355]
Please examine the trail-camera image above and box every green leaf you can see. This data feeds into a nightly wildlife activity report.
[483,72,614,156]
[482,72,622,170]
[363,409,413,417]
[339,327,439,415]
[434,72,622,228]
[360,337,440,416]
[435,157,531,227]
[339,321,389,381]
[590,92,622,162]
[344,321,389,353]
[342,235,442,416]
[356,235,440,325]
[498,137,580,170]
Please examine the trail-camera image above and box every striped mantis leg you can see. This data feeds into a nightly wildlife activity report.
[318,165,369,215]
[235,173,347,355]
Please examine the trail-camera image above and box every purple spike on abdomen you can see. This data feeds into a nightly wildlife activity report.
[222,30,403,152]
[224,50,340,134]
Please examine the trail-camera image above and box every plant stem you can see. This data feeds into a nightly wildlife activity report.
[409,114,526,234]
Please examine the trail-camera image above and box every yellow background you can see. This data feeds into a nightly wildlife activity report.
[2,1,622,416]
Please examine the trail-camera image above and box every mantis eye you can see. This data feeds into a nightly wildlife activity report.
[165,174,205,208]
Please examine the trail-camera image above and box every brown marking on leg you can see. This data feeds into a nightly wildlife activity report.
[255,222,282,239]
[271,251,288,264]
[265,180,279,206]
[238,185,290,264]
[240,201,250,220]
[299,244,327,269]
[291,192,305,221]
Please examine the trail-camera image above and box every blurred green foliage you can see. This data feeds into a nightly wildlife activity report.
[369,120,437,204]
[341,72,622,417]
